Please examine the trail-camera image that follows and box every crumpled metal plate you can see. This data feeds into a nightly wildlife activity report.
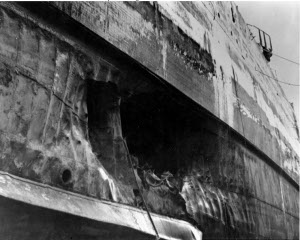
[0,171,202,240]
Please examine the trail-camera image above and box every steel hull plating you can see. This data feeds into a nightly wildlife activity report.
[0,2,298,240]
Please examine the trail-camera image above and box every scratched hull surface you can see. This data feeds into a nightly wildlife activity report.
[0,2,298,240]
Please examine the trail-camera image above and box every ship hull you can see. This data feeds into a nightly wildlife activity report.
[0,2,298,240]
[0,172,201,240]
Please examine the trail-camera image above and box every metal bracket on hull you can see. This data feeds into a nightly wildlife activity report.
[247,24,273,61]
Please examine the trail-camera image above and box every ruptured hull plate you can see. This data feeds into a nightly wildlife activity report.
[0,171,201,240]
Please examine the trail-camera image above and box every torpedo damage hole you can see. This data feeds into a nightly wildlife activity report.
[121,84,206,175]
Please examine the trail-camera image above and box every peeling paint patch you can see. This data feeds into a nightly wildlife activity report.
[158,2,206,48]
[213,73,236,127]
[239,103,260,123]
[161,39,167,77]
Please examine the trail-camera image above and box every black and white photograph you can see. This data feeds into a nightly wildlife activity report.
[0,1,298,239]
